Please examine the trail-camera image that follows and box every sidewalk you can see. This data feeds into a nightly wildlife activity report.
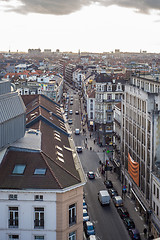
[82,128,148,240]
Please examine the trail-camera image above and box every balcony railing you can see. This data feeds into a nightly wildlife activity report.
[8,219,18,228]
[34,219,44,229]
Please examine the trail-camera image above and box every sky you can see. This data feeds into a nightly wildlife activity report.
[1,0,160,53]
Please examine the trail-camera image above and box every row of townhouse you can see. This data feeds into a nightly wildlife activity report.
[0,79,85,240]
[113,74,160,238]
[86,72,126,146]
[82,70,160,238]
[3,70,64,103]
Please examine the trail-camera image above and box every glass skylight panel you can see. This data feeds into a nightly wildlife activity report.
[12,164,26,174]
[34,168,46,175]
[55,145,63,151]
[57,151,63,158]
[57,156,64,163]
[54,136,61,142]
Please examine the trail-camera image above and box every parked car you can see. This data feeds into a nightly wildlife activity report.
[87,171,95,179]
[124,217,135,230]
[83,199,87,209]
[83,209,90,223]
[69,109,73,115]
[112,196,123,207]
[75,128,80,135]
[76,146,82,153]
[104,180,113,188]
[117,207,129,220]
[108,188,118,198]
[89,236,97,240]
[84,221,95,237]
[68,119,73,124]
[129,228,141,240]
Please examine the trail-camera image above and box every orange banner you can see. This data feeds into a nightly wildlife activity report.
[128,153,139,186]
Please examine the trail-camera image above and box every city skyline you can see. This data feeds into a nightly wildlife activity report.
[1,0,160,53]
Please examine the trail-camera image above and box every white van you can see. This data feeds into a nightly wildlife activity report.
[98,190,110,206]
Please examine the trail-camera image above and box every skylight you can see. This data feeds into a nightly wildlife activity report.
[55,145,63,151]
[12,164,26,174]
[34,168,46,175]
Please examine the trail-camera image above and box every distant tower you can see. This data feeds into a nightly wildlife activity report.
[78,49,81,57]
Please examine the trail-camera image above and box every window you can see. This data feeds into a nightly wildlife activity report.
[34,169,46,175]
[34,236,44,240]
[69,231,76,240]
[34,195,43,201]
[157,206,159,216]
[107,85,112,91]
[107,94,112,100]
[157,188,159,199]
[12,164,26,174]
[69,204,76,226]
[154,184,156,195]
[34,208,44,229]
[9,194,17,200]
[9,235,19,240]
[8,207,18,228]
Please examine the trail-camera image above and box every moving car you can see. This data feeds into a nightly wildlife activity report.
[129,228,141,240]
[123,217,135,230]
[75,110,79,115]
[84,221,95,237]
[104,180,113,188]
[112,196,123,207]
[98,190,110,206]
[75,128,80,135]
[117,206,129,220]
[76,146,82,153]
[87,171,95,179]
[83,209,90,223]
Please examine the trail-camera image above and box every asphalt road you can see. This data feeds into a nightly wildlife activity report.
[64,87,131,240]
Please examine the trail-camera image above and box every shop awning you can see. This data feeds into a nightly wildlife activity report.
[131,188,147,212]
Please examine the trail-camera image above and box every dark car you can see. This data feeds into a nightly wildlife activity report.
[87,171,95,179]
[129,228,141,240]
[117,207,129,220]
[84,221,95,237]
[76,146,82,153]
[75,110,79,115]
[108,188,118,198]
[104,180,113,188]
[124,217,135,230]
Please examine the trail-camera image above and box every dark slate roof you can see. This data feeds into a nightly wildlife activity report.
[95,73,112,83]
[0,150,80,189]
[0,94,82,190]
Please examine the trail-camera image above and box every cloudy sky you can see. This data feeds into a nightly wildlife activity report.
[1,0,160,53]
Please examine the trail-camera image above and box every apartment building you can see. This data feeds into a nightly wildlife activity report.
[72,69,85,89]
[94,73,125,146]
[0,92,85,240]
[121,74,160,236]
[113,102,121,176]
[65,64,76,84]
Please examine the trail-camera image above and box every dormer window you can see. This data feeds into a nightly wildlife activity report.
[107,85,112,91]
[34,168,46,175]
[12,164,26,175]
